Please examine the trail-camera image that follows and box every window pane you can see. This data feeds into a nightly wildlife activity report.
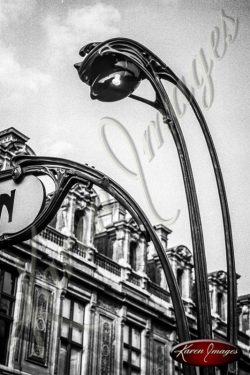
[73,302,84,324]
[131,370,140,375]
[0,269,16,366]
[63,298,71,319]
[0,319,9,364]
[123,347,129,362]
[70,348,81,375]
[0,298,11,316]
[122,367,129,375]
[72,326,83,344]
[58,343,67,375]
[132,327,140,349]
[3,272,15,295]
[123,325,129,344]
[61,320,69,338]
[132,350,140,367]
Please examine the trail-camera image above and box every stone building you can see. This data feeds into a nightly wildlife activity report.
[0,127,250,375]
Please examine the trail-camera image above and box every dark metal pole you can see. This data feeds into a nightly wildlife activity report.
[161,71,237,374]
[74,38,217,375]
[132,45,238,373]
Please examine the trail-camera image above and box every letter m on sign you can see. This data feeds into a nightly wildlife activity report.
[0,189,16,223]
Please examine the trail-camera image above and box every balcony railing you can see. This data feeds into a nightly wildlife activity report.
[37,227,172,304]
[95,252,121,276]
[148,281,170,302]
[40,226,65,246]
[71,241,87,258]
[128,271,141,286]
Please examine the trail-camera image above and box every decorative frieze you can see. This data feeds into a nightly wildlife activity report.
[152,322,171,340]
[98,297,120,315]
[35,267,59,286]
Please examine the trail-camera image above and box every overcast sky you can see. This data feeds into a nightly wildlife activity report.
[0,0,249,295]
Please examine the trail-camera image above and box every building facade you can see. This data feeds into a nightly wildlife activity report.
[0,128,250,375]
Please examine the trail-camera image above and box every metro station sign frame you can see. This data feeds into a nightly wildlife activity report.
[0,153,193,346]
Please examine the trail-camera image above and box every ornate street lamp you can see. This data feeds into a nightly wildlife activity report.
[0,38,238,375]
[74,38,237,375]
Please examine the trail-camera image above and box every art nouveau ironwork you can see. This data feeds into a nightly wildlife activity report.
[74,37,237,375]
[0,154,194,374]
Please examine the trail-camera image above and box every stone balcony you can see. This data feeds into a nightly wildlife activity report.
[29,226,177,313]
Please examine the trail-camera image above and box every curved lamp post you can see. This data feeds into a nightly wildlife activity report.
[74,38,237,375]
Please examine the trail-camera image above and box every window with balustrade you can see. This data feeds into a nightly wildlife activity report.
[58,297,85,375]
[0,267,17,365]
[123,324,141,375]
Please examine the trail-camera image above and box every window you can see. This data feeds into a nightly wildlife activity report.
[123,324,141,374]
[129,242,137,271]
[209,290,213,305]
[49,215,57,229]
[176,269,183,296]
[94,233,115,259]
[242,307,249,333]
[217,293,224,319]
[74,209,85,241]
[0,267,17,365]
[58,298,84,375]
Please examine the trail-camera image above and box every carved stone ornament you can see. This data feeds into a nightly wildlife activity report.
[98,316,113,375]
[35,266,58,285]
[27,286,52,366]
[98,298,119,315]
[176,245,192,261]
[153,340,165,375]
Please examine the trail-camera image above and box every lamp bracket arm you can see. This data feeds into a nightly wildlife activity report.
[129,93,165,116]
